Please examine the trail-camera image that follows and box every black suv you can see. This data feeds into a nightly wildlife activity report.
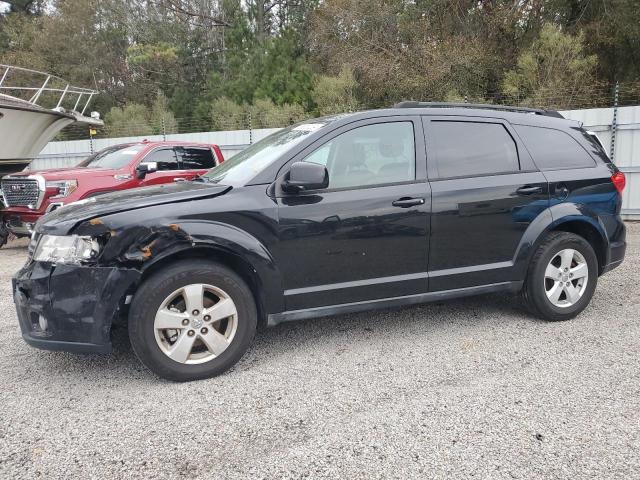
[13,103,626,381]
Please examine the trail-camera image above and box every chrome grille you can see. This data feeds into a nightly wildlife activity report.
[1,177,41,208]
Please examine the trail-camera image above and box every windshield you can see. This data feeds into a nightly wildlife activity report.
[204,123,326,185]
[77,144,146,169]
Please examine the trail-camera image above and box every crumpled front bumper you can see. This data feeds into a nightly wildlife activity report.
[13,261,140,353]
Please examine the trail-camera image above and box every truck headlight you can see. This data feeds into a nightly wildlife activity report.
[46,179,78,198]
[33,234,100,264]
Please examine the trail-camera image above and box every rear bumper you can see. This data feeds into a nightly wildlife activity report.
[13,261,140,354]
[602,239,626,274]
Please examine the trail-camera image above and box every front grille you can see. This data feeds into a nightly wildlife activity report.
[1,178,41,208]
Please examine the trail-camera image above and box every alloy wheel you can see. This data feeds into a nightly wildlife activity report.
[544,248,589,308]
[153,283,238,364]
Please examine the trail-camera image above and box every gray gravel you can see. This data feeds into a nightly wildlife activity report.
[1,225,639,479]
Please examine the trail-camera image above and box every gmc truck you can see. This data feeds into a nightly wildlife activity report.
[0,140,224,247]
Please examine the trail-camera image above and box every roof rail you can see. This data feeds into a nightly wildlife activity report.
[393,101,564,119]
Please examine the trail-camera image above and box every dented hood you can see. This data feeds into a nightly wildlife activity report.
[36,181,231,235]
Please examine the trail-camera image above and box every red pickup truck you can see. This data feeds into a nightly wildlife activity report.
[0,140,224,246]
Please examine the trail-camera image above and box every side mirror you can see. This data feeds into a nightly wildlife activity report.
[136,161,158,179]
[283,161,329,193]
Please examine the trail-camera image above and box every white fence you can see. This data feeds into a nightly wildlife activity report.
[30,106,640,218]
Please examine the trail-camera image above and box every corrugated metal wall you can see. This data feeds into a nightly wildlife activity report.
[31,106,640,218]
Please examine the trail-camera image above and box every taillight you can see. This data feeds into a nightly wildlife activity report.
[611,171,626,194]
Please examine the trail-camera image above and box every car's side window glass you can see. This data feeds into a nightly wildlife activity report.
[431,121,519,179]
[514,125,597,170]
[144,148,180,171]
[179,148,216,170]
[304,142,331,166]
[302,121,415,189]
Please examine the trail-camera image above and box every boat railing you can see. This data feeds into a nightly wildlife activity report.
[0,64,98,115]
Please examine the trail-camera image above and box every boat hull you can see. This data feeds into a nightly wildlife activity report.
[0,105,75,176]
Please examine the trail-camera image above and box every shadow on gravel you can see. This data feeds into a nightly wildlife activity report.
[27,291,530,382]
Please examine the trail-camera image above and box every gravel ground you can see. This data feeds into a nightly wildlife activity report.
[1,225,639,480]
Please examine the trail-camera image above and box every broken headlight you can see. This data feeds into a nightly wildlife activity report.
[33,234,100,264]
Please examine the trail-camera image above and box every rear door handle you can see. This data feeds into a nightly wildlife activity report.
[392,197,425,208]
[516,185,543,195]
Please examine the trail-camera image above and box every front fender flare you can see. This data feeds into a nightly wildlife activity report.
[137,221,284,314]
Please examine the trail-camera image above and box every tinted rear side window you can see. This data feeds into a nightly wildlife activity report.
[430,121,519,178]
[179,148,216,170]
[514,125,596,170]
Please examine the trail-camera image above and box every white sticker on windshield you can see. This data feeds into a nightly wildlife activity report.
[121,150,139,155]
[293,123,325,132]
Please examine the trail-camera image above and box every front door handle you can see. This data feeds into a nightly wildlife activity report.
[392,197,425,208]
[516,185,543,195]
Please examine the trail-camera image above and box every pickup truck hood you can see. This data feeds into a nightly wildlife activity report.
[36,181,231,235]
[14,166,121,180]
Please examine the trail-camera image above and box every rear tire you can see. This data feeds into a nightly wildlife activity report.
[129,260,257,381]
[522,232,598,321]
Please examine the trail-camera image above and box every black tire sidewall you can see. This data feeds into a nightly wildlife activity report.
[129,260,257,381]
[527,233,598,321]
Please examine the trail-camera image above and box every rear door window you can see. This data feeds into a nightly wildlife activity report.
[430,121,520,179]
[514,125,596,170]
[178,147,216,170]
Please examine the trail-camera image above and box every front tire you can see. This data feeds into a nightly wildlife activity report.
[129,260,257,381]
[523,232,598,321]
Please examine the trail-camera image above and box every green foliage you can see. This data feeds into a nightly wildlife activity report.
[105,104,153,137]
[209,97,306,131]
[127,43,179,66]
[248,98,306,128]
[1,0,638,139]
[253,30,314,109]
[312,66,359,116]
[150,93,178,134]
[105,94,176,136]
[210,97,246,131]
[503,25,597,109]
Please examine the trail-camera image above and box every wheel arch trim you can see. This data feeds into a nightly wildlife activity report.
[514,203,609,275]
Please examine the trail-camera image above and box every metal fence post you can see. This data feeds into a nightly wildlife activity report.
[248,111,253,144]
[162,114,167,141]
[610,81,619,162]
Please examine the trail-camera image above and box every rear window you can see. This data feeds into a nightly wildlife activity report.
[430,121,519,178]
[514,125,596,170]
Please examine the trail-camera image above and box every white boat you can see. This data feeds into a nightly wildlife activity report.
[0,64,103,177]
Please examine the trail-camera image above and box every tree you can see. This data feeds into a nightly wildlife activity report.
[104,104,153,137]
[503,24,597,109]
[210,97,246,131]
[312,66,359,115]
[310,0,492,106]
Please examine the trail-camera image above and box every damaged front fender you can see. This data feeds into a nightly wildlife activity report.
[73,216,285,315]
